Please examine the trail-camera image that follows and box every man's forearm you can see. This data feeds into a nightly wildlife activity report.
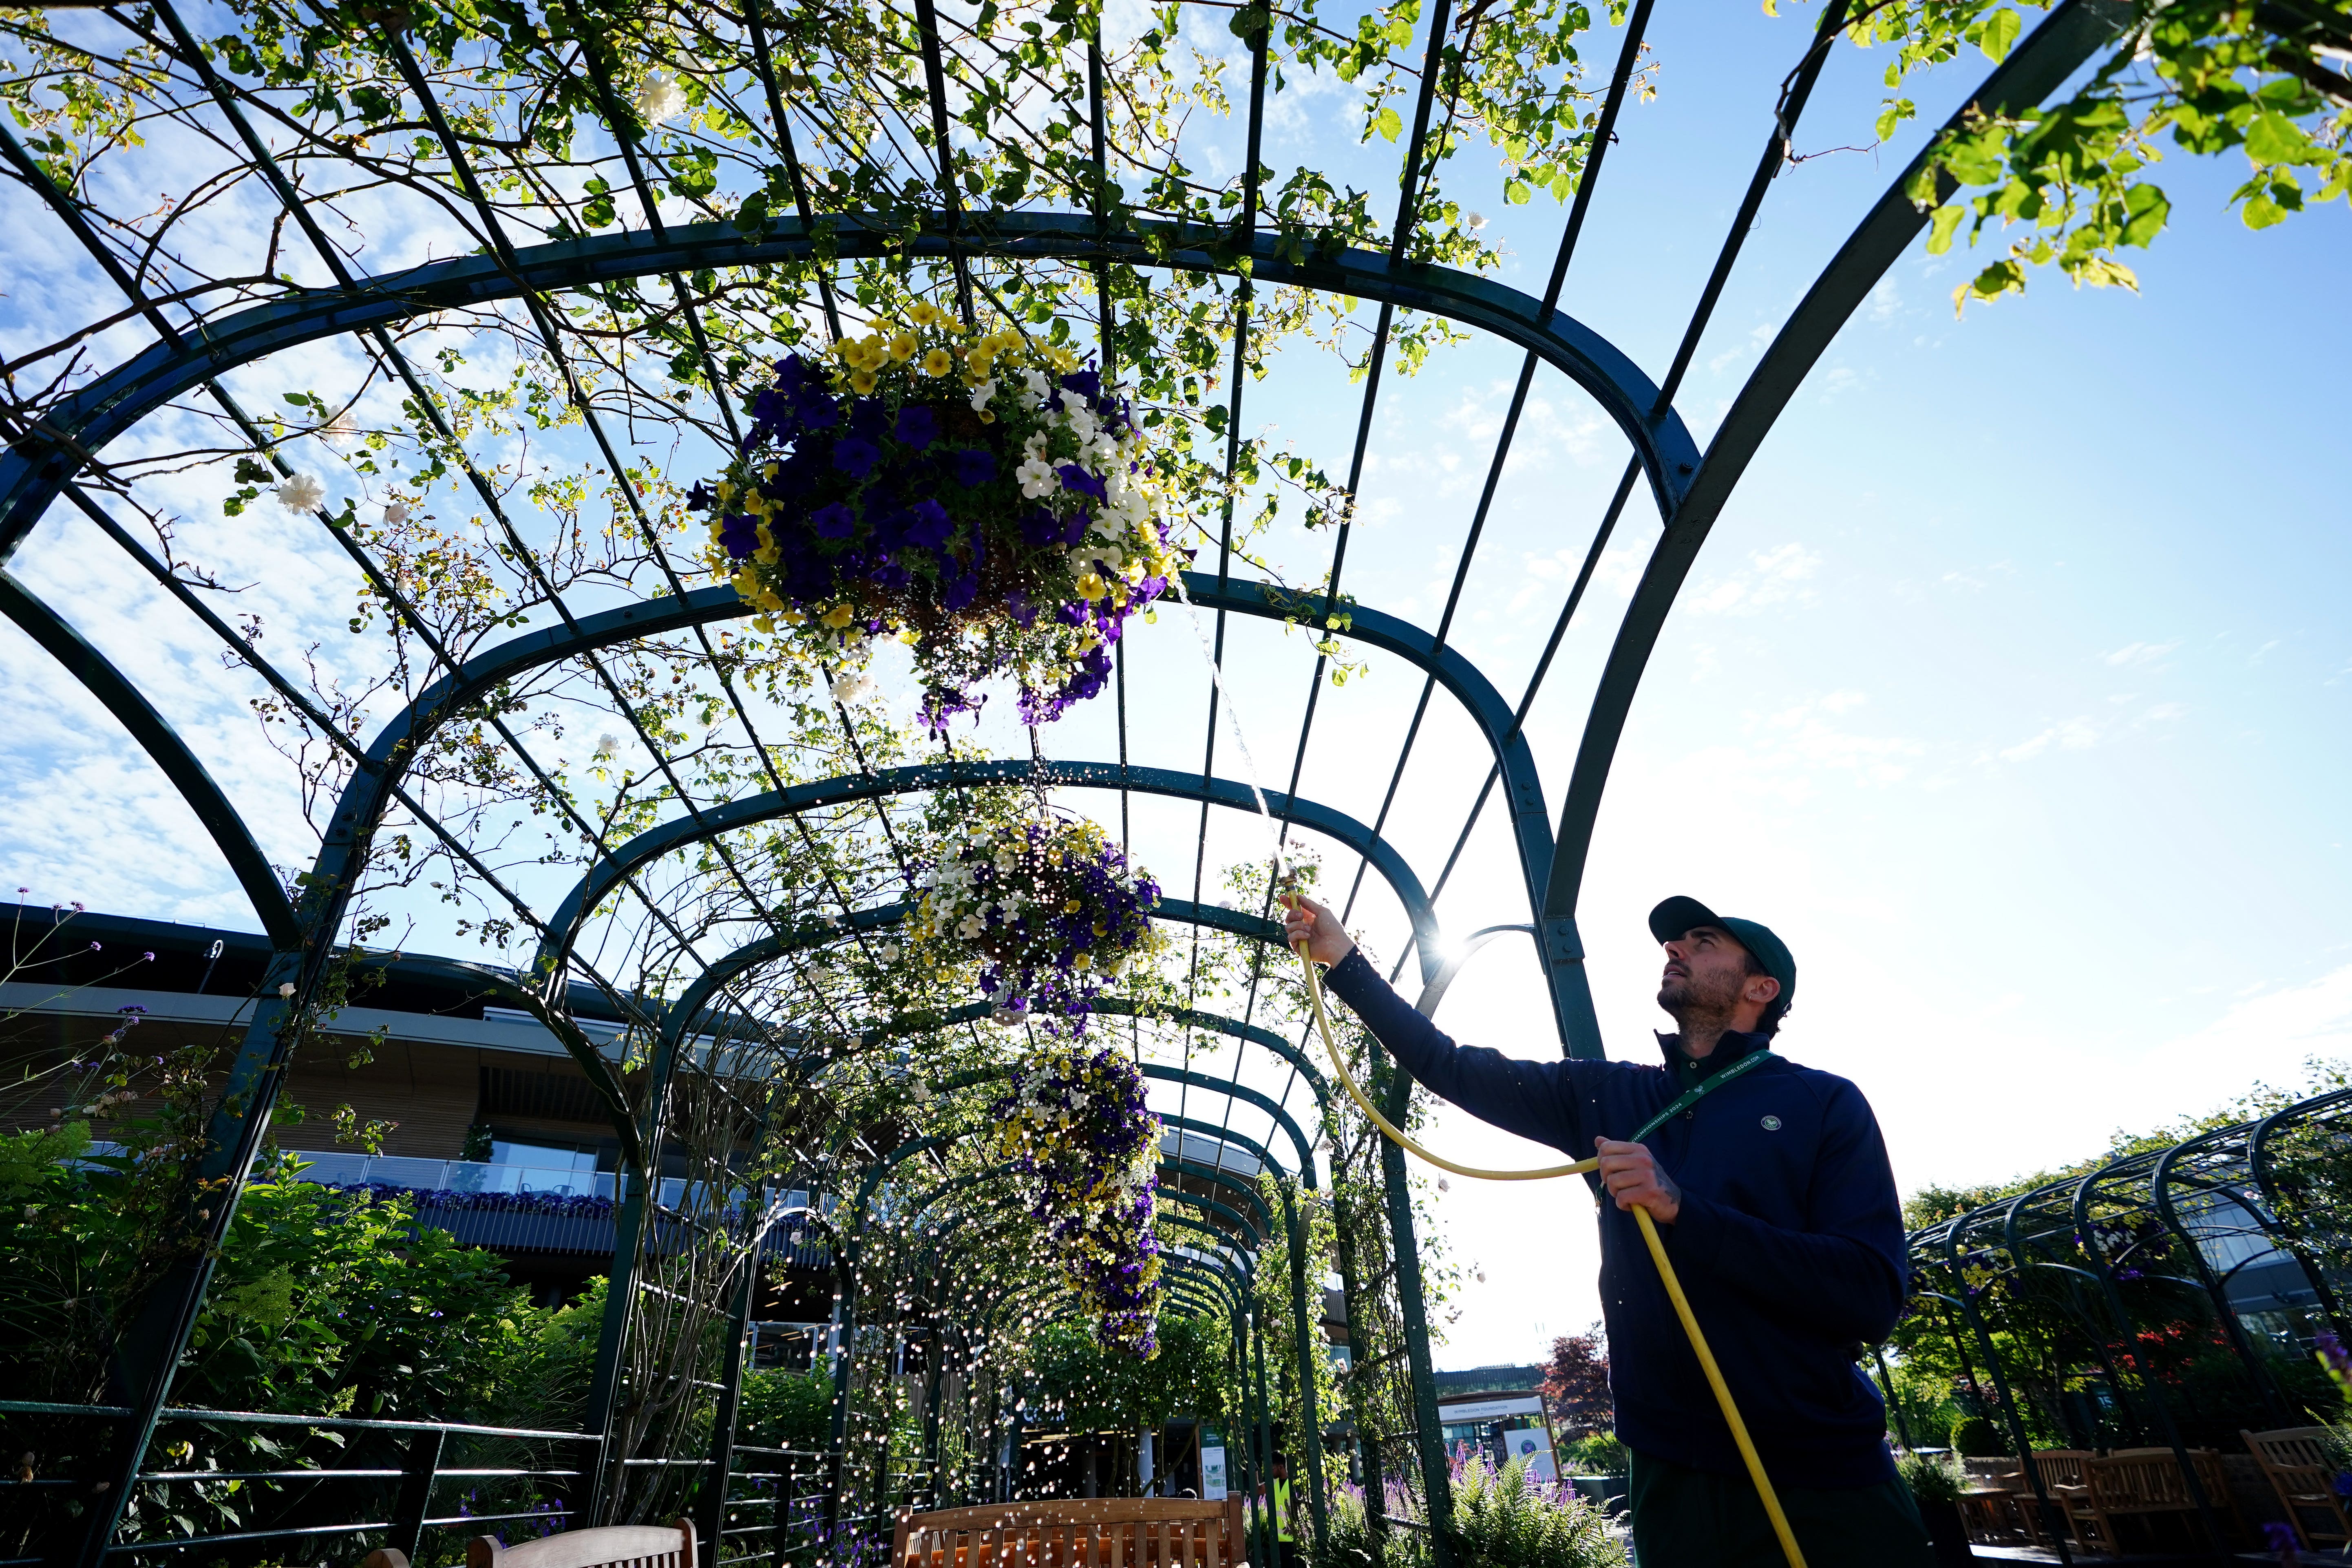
[1320,950,1585,1154]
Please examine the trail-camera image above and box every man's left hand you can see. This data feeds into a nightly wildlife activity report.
[1595,1137,1681,1225]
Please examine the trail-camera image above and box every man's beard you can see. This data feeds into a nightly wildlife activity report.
[1658,972,1740,1022]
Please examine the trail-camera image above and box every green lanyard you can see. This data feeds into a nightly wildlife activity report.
[1626,1048,1778,1144]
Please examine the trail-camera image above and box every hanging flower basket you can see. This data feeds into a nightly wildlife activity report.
[690,305,1186,729]
[909,811,1160,1035]
[993,1044,1163,1356]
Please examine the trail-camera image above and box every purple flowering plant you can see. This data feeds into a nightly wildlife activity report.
[909,808,1163,1036]
[991,1043,1163,1356]
[689,308,1188,731]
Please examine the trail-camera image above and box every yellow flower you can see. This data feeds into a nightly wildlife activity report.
[889,331,918,363]
[1064,899,1082,912]
[851,369,877,395]
[910,302,944,327]
[821,603,856,629]
[921,347,954,378]
[1076,571,1107,602]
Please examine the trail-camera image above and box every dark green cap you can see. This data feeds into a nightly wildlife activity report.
[1648,895,1795,1012]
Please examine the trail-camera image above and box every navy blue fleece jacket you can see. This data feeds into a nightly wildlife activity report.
[1323,949,1908,1489]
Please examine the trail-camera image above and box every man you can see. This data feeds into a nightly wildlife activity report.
[1267,1453,1301,1568]
[1281,892,1930,1568]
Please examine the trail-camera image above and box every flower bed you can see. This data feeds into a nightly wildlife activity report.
[992,1045,1163,1356]
[909,811,1160,1035]
[691,306,1186,729]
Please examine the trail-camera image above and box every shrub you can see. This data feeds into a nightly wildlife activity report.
[1949,1414,2005,1457]
[1561,1433,1629,1477]
[738,1367,835,1451]
[1898,1449,1966,1504]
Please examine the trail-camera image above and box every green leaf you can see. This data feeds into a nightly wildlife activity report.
[2244,113,2309,168]
[1504,177,1532,205]
[1978,8,2020,62]
[1925,203,1967,255]
[2120,182,2169,248]
[582,193,617,229]
[2241,193,2285,229]
[1369,106,1402,143]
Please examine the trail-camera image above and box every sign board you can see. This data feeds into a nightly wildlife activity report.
[1503,1427,1558,1483]
[1200,1444,1228,1500]
[1436,1394,1546,1425]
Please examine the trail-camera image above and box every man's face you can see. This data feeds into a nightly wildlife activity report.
[1657,924,1753,1017]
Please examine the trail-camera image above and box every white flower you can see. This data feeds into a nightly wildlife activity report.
[382,499,410,525]
[1019,367,1051,409]
[876,942,902,964]
[1062,403,1099,444]
[967,378,999,412]
[1437,1177,1451,1192]
[830,670,875,704]
[1015,454,1060,500]
[275,473,324,512]
[633,70,687,125]
[323,412,360,449]
[593,733,620,762]
[1466,210,1488,232]
[277,983,296,1000]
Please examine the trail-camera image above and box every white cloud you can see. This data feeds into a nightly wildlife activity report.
[1684,542,1821,616]
[2103,639,2180,667]
[1997,717,2101,762]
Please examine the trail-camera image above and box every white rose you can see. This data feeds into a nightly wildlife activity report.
[634,71,687,125]
[382,499,410,525]
[275,473,325,512]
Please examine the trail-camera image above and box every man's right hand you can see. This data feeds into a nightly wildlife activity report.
[1281,894,1356,967]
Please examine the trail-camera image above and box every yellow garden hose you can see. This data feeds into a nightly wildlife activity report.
[1291,932,1808,1568]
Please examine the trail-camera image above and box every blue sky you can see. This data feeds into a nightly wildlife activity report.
[2,1,2346,1370]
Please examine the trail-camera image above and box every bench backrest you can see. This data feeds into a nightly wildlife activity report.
[465,1519,697,1568]
[2028,1450,2094,1491]
[892,1499,1249,1568]
[2246,1426,2335,1481]
[2085,1449,2220,1512]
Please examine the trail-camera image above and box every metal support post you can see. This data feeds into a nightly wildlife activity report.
[387,1425,447,1563]
[1375,1050,1453,1564]
[699,1244,763,1568]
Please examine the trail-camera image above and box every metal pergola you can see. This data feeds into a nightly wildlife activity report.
[0,0,2140,1564]
[1904,1084,2352,1557]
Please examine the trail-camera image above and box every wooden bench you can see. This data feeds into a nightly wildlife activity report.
[2057,1448,2240,1555]
[2245,1426,2352,1550]
[892,1499,1249,1568]
[363,1520,697,1568]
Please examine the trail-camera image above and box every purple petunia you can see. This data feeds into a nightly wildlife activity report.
[811,502,857,539]
[904,498,954,550]
[718,513,762,559]
[894,404,938,449]
[953,447,997,486]
[832,435,882,479]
